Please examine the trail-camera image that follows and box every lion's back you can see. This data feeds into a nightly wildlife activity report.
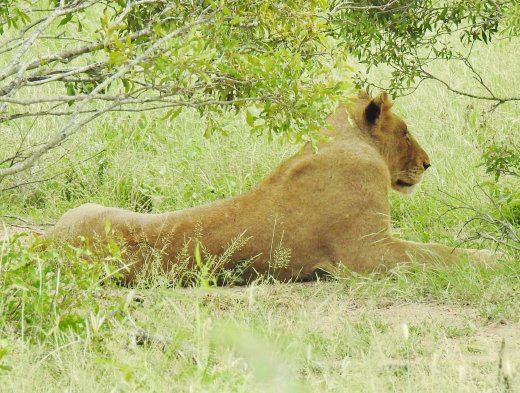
[46,203,111,242]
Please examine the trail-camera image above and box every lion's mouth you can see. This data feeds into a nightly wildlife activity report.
[395,179,415,188]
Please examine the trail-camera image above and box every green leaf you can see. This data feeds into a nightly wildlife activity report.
[108,51,126,66]
[112,36,125,51]
[58,13,73,27]
[121,79,132,94]
[162,107,182,121]
[59,313,86,333]
[66,83,76,96]
[246,111,255,127]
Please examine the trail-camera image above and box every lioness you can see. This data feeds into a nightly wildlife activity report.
[46,93,495,283]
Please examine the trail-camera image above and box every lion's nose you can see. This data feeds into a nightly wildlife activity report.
[423,162,431,170]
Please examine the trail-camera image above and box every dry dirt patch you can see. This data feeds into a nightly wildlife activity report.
[369,301,519,355]
[183,283,520,371]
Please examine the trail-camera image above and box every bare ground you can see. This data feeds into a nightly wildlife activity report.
[176,282,520,372]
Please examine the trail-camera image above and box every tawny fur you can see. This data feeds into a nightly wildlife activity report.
[46,93,496,283]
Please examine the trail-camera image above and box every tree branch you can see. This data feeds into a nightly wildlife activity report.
[420,69,520,104]
[0,8,218,178]
[0,1,97,83]
[0,96,269,125]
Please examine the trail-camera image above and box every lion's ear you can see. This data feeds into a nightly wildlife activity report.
[364,92,393,125]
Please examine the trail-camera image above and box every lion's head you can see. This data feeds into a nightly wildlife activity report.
[353,93,430,194]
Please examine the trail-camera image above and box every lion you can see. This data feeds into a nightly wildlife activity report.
[45,92,496,284]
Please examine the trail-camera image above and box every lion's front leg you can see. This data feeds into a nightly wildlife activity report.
[366,238,498,270]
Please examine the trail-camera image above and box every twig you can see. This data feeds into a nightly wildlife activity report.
[0,24,153,96]
[479,233,520,251]
[0,1,97,83]
[436,188,520,252]
[0,148,104,193]
[420,69,519,105]
[497,338,512,393]
[0,95,269,126]
[0,215,52,227]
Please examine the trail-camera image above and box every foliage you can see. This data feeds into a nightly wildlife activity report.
[2,269,520,391]
[0,0,351,179]
[482,140,520,180]
[476,139,520,247]
[329,0,520,102]
[2,1,519,180]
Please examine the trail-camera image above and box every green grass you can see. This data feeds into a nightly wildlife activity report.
[1,32,519,393]
[0,253,518,392]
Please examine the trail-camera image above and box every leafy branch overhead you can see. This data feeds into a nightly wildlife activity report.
[329,0,520,102]
[0,0,352,178]
[0,0,518,178]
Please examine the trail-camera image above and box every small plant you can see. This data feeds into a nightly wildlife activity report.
[131,229,254,288]
[0,233,120,341]
[192,232,255,287]
[481,140,520,181]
